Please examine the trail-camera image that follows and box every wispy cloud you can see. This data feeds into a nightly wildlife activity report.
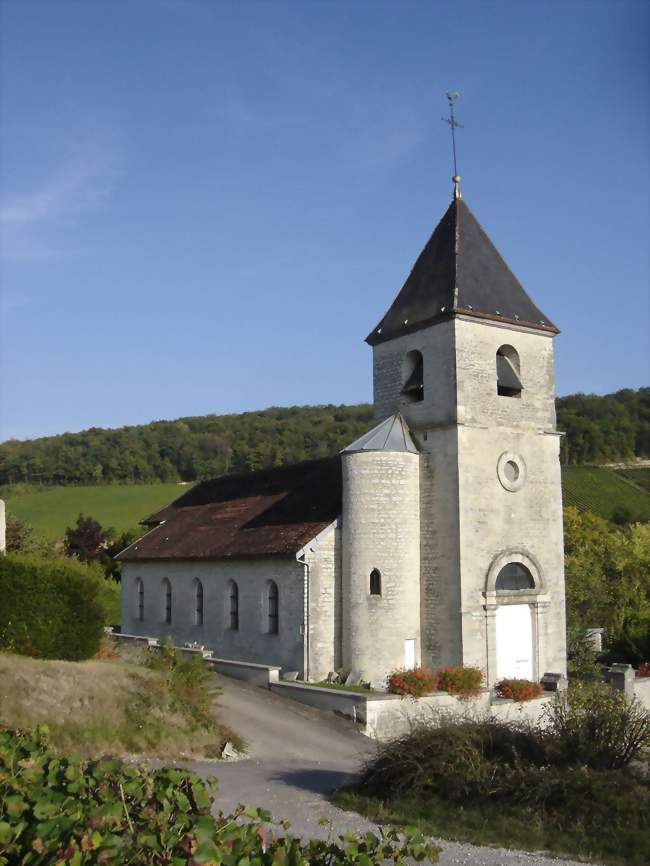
[0,131,122,260]
[1,137,120,227]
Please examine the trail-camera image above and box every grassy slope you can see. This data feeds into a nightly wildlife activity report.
[614,466,650,493]
[333,788,649,866]
[3,467,649,541]
[562,466,650,521]
[2,482,189,539]
[0,652,237,759]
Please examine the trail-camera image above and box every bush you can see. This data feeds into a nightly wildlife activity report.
[0,725,440,865]
[358,718,547,802]
[437,665,483,698]
[145,640,218,730]
[0,553,108,660]
[387,667,439,698]
[542,683,650,769]
[636,661,650,677]
[495,678,543,702]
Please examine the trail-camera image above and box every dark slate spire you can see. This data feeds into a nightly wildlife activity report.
[366,198,558,346]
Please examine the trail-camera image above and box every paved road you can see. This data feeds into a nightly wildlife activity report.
[177,675,594,866]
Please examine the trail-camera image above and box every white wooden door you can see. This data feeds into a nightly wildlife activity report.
[496,604,533,680]
[404,639,415,669]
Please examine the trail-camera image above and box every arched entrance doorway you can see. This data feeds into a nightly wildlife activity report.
[484,554,545,687]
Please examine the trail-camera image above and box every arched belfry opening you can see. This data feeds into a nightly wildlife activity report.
[401,350,424,403]
[496,345,522,398]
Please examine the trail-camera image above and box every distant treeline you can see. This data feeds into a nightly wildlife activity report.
[0,405,374,486]
[557,388,649,465]
[1,389,648,487]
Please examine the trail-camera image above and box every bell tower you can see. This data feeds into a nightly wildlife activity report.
[367,192,567,686]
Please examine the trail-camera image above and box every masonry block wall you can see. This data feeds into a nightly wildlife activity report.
[454,318,566,684]
[305,527,342,682]
[371,314,566,682]
[120,559,306,674]
[342,450,421,687]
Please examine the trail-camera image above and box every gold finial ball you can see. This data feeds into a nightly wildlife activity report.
[453,175,461,184]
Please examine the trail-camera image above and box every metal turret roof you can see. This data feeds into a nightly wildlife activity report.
[341,413,418,454]
[366,197,558,346]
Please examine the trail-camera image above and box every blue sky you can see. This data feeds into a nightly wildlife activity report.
[0,0,648,442]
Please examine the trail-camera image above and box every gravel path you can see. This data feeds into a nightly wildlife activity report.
[175,675,596,866]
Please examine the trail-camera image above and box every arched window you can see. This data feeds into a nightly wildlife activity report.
[194,579,203,626]
[496,345,522,398]
[228,580,239,631]
[135,578,144,622]
[495,562,535,591]
[369,569,382,596]
[267,580,279,634]
[163,578,172,624]
[402,350,424,403]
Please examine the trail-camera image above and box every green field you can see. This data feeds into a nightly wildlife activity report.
[3,465,649,541]
[562,466,650,522]
[614,466,650,493]
[2,483,189,539]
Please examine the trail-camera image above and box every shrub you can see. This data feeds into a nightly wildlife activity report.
[387,667,438,698]
[0,725,440,864]
[495,678,543,702]
[145,640,219,730]
[0,553,108,661]
[636,661,650,677]
[542,682,650,769]
[437,665,483,698]
[358,718,547,802]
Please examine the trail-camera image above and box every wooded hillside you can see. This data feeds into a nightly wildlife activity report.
[0,389,648,487]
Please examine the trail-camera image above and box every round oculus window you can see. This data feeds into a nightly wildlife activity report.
[497,452,526,492]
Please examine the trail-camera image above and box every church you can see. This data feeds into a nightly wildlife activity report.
[118,180,567,689]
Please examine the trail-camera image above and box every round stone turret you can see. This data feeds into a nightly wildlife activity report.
[341,415,421,687]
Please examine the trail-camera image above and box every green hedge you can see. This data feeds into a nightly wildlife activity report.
[0,553,108,660]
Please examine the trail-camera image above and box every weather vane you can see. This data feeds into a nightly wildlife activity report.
[442,91,462,199]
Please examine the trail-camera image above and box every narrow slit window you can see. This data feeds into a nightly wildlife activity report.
[163,578,172,624]
[369,569,382,596]
[402,350,424,403]
[267,581,279,634]
[195,579,203,626]
[136,578,144,622]
[229,580,239,631]
[496,346,522,398]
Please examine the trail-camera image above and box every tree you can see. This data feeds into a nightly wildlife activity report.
[564,506,650,663]
[64,513,107,562]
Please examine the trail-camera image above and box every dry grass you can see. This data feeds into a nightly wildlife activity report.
[0,652,240,759]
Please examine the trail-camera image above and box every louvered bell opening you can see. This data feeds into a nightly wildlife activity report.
[401,357,424,402]
[496,353,522,397]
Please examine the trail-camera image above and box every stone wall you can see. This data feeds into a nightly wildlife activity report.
[453,317,566,685]
[304,527,341,682]
[120,558,306,675]
[269,679,554,741]
[370,313,566,683]
[342,450,421,687]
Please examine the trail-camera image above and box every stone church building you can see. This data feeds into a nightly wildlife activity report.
[119,188,567,688]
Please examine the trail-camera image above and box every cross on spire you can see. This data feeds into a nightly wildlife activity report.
[442,91,463,199]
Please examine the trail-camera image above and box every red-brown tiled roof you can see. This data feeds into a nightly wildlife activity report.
[116,456,341,561]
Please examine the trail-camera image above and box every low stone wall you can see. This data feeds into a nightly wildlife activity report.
[269,681,553,740]
[364,691,554,740]
[109,632,280,687]
[210,658,280,687]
